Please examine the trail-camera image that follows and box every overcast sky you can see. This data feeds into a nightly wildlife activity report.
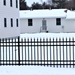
[26,0,47,6]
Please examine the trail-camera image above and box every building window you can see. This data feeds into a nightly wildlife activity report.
[16,19,18,27]
[4,18,7,27]
[3,0,6,5]
[56,18,61,25]
[16,0,18,8]
[11,18,13,27]
[10,0,12,7]
[28,19,33,26]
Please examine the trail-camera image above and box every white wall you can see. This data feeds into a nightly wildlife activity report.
[62,19,75,32]
[20,18,75,33]
[0,0,20,38]
[20,18,42,33]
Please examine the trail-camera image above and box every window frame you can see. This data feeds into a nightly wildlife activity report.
[56,18,61,25]
[4,18,7,27]
[16,19,19,27]
[10,0,12,7]
[3,0,6,6]
[11,18,13,27]
[16,0,18,8]
[28,19,33,26]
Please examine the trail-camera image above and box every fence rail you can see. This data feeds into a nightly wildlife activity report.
[0,37,75,68]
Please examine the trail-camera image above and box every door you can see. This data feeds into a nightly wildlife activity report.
[42,19,47,31]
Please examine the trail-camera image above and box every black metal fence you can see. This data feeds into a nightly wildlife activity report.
[0,37,75,68]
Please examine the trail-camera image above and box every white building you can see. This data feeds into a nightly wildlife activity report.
[0,0,20,38]
[20,9,75,33]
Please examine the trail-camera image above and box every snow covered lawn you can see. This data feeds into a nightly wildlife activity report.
[0,66,75,75]
[20,33,75,38]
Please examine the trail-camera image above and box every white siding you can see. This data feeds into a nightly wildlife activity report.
[0,0,20,38]
[20,18,42,33]
[47,18,62,32]
[20,18,75,33]
[62,19,75,32]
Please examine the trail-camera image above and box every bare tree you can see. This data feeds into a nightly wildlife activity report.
[72,0,75,8]
[20,0,29,10]
[65,0,75,10]
[47,0,53,5]
[51,0,67,8]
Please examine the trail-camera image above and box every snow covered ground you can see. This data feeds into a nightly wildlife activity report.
[20,33,75,39]
[0,66,75,75]
[1,33,75,75]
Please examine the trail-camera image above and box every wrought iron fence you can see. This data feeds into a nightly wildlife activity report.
[0,37,75,68]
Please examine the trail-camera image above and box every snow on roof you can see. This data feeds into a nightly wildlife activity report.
[20,9,75,19]
[20,9,67,19]
[66,10,75,19]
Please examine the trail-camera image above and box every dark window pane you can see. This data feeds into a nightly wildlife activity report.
[16,19,18,27]
[16,0,18,8]
[4,18,7,27]
[28,19,33,26]
[11,18,13,27]
[56,18,61,25]
[4,0,6,5]
[10,0,12,7]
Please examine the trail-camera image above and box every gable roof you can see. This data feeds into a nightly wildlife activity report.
[20,9,75,19]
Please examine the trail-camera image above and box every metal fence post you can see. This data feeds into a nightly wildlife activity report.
[18,37,20,65]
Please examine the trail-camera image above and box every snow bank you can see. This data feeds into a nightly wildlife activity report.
[0,66,75,75]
